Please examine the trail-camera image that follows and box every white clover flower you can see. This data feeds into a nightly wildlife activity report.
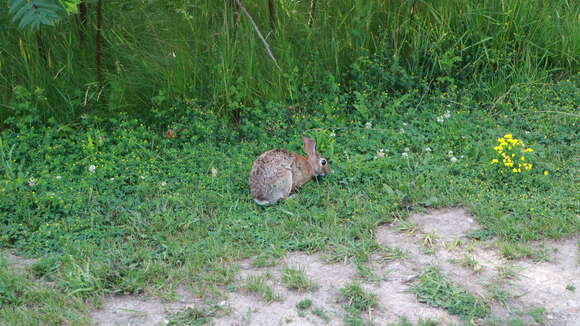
[424,147,432,153]
[28,177,37,187]
[211,167,218,177]
[160,181,167,187]
[402,122,408,126]
[55,175,62,180]
[447,150,454,157]
[365,122,373,129]
[399,128,405,134]
[450,156,458,162]
[402,152,409,159]
[330,132,336,137]
[110,178,115,181]
[404,147,410,152]
[88,165,96,173]
[436,116,445,123]
[444,110,451,119]
[376,149,385,158]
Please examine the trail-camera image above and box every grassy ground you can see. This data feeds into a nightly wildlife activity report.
[0,69,578,324]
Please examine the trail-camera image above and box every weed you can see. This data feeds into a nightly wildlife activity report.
[411,267,489,319]
[565,284,576,292]
[490,134,534,174]
[296,299,313,310]
[466,229,497,241]
[340,281,377,312]
[496,265,521,280]
[388,317,439,326]
[457,255,483,273]
[497,242,548,261]
[281,266,316,291]
[355,263,383,283]
[526,307,546,324]
[397,221,419,234]
[485,282,513,307]
[244,274,282,303]
[377,246,407,262]
[252,250,282,268]
[312,307,331,323]
[167,306,216,326]
[422,232,438,254]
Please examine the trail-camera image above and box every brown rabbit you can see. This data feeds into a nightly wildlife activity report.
[249,136,330,205]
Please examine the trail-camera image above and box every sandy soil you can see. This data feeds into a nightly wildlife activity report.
[4,208,578,326]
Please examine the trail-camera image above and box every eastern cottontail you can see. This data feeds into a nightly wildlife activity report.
[249,136,330,205]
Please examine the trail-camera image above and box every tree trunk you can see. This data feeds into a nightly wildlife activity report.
[78,1,87,43]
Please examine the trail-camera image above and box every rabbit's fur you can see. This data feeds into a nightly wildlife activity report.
[249,136,330,205]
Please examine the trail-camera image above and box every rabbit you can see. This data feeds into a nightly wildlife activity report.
[249,136,330,206]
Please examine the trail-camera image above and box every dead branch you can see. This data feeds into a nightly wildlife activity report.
[234,0,281,70]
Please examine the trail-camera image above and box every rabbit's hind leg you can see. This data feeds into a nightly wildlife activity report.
[253,168,292,206]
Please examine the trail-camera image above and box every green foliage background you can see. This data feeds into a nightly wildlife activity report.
[1,0,578,123]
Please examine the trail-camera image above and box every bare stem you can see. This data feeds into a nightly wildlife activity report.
[235,0,281,70]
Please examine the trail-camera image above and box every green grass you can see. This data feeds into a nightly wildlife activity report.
[281,266,316,291]
[311,307,331,323]
[0,1,578,122]
[167,306,218,326]
[388,317,439,326]
[340,281,378,326]
[243,274,282,303]
[0,254,90,325]
[457,254,483,273]
[497,241,549,261]
[340,281,378,312]
[296,298,313,310]
[411,267,489,319]
[0,60,578,325]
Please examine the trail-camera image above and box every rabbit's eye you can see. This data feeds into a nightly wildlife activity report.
[320,158,327,166]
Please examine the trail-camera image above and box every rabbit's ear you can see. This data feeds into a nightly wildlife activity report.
[302,136,316,156]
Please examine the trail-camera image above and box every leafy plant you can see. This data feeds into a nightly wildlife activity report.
[490,134,534,174]
[7,0,65,30]
[296,298,313,310]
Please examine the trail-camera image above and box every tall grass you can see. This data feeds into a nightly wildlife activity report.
[0,0,578,122]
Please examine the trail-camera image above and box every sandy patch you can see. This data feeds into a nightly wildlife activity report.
[89,208,579,326]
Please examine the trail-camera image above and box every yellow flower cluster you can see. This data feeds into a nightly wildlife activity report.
[491,134,533,173]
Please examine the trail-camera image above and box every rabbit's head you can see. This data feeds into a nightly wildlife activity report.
[302,136,330,177]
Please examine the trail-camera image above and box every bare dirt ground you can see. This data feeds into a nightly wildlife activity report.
[5,208,578,325]
[89,208,579,326]
[3,250,38,271]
